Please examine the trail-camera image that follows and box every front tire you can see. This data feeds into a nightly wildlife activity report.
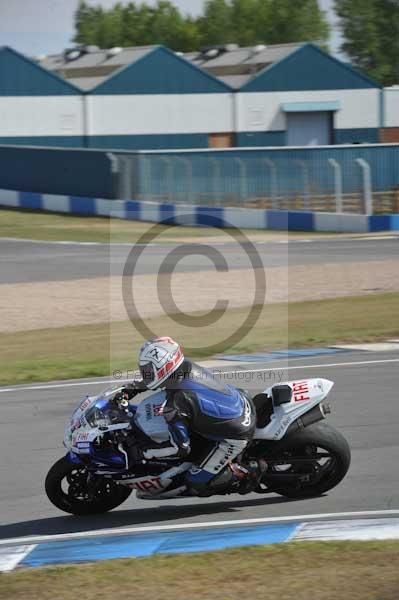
[261,422,351,499]
[45,456,132,515]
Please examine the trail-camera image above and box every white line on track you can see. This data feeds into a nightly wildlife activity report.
[0,237,158,248]
[1,235,397,247]
[0,545,37,571]
[1,510,399,547]
[1,357,398,394]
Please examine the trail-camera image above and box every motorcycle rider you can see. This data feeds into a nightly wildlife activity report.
[118,336,261,497]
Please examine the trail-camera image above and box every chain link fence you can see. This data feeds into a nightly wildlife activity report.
[113,146,399,215]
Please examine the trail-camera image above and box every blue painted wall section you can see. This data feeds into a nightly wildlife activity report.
[333,128,380,145]
[0,136,86,148]
[0,146,115,198]
[241,43,381,93]
[91,45,231,95]
[0,46,80,96]
[86,133,210,150]
[236,131,286,147]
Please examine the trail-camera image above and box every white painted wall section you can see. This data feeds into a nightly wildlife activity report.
[314,212,368,233]
[0,97,84,137]
[384,88,399,127]
[0,189,19,207]
[89,94,234,135]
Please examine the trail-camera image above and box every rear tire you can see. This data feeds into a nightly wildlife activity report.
[45,456,132,515]
[262,422,351,499]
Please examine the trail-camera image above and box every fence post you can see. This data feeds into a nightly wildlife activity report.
[294,160,310,210]
[106,152,121,199]
[141,156,151,202]
[176,157,193,204]
[355,158,373,215]
[263,158,278,209]
[234,157,247,205]
[160,156,173,203]
[210,157,221,206]
[328,158,343,213]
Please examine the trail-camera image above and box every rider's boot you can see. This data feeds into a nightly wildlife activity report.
[234,458,268,494]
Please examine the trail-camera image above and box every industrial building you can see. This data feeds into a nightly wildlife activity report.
[0,42,398,149]
[0,46,84,147]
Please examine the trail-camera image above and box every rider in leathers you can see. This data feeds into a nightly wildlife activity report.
[120,336,259,496]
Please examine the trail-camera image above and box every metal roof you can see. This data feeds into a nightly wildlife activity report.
[245,43,302,65]
[38,42,306,91]
[68,76,105,91]
[218,74,252,89]
[40,45,156,73]
[188,43,303,71]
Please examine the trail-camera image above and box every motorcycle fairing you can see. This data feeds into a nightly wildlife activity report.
[254,378,333,441]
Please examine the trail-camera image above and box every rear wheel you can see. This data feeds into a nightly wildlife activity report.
[259,422,351,498]
[45,456,132,515]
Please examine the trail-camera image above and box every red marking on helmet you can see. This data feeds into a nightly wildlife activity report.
[155,336,175,345]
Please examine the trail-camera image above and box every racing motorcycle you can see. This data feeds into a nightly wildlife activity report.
[45,378,351,515]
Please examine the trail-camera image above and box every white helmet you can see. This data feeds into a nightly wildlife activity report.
[138,336,184,389]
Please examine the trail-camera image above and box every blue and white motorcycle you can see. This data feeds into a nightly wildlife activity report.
[45,378,351,515]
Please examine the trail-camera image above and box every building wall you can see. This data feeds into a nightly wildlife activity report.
[0,96,84,146]
[384,88,399,128]
[0,46,84,147]
[235,88,381,146]
[86,93,233,149]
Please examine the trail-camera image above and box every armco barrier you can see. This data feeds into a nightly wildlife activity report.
[1,188,399,233]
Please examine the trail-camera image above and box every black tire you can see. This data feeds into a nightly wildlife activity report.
[262,422,351,499]
[45,456,132,515]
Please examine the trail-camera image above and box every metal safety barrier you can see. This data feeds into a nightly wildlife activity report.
[113,146,399,215]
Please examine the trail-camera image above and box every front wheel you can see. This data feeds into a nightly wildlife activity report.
[260,422,351,499]
[45,456,132,515]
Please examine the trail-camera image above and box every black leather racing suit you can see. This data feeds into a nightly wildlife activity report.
[124,360,256,494]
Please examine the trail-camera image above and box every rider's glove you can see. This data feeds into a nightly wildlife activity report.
[113,380,146,405]
[123,380,147,399]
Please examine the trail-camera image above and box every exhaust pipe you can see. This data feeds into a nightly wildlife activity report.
[287,402,331,434]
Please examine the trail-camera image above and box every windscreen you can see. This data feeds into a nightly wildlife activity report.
[64,387,130,448]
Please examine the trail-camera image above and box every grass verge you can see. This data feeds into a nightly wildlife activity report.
[1,541,399,600]
[0,208,340,243]
[1,293,398,386]
[0,208,228,243]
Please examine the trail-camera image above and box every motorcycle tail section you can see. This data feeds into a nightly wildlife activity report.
[253,378,333,441]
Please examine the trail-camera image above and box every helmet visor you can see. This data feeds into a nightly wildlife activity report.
[140,362,155,385]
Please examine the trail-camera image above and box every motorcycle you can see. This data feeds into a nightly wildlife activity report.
[45,378,351,515]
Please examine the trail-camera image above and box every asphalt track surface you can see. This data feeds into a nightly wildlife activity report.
[1,350,398,540]
[1,235,398,283]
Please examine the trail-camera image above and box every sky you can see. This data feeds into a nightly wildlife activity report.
[0,0,343,59]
